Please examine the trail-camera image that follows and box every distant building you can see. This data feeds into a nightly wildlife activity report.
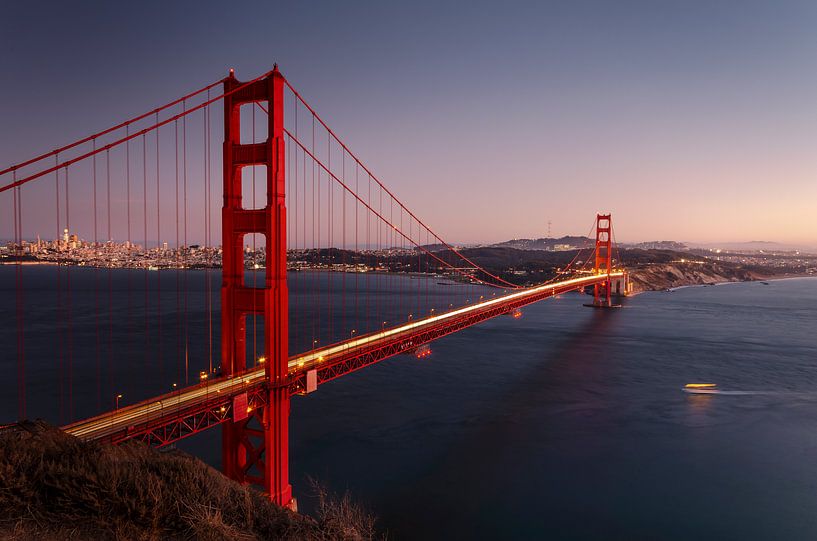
[634,241,687,251]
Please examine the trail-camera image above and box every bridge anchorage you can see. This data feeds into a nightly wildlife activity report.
[0,64,626,511]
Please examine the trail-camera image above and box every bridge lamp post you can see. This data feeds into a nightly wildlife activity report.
[382,321,388,331]
[313,339,319,350]
[350,329,357,338]
[408,314,413,321]
[200,371,209,401]
[115,394,123,411]
[171,383,181,407]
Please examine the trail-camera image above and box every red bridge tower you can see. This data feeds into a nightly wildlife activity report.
[221,66,292,508]
[593,213,613,307]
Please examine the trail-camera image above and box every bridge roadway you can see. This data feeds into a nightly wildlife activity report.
[63,272,624,446]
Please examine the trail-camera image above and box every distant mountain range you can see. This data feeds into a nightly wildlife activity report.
[477,237,688,252]
[421,237,815,255]
[487,236,593,251]
[687,241,817,252]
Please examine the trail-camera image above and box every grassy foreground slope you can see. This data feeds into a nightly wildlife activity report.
[0,421,376,541]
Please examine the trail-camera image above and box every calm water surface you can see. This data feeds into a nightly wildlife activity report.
[2,269,816,539]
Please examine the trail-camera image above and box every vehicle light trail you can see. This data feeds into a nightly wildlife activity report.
[63,272,623,443]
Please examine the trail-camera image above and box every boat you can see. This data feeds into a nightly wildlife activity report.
[683,383,719,394]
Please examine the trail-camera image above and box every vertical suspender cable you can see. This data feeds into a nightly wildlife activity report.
[291,109,297,346]
[55,159,63,424]
[285,118,290,357]
[175,119,181,386]
[182,101,189,385]
[125,127,132,406]
[327,131,332,343]
[354,163,359,337]
[378,181,382,329]
[317,122,321,345]
[93,141,101,411]
[311,115,316,350]
[203,101,210,374]
[65,166,73,421]
[106,149,113,410]
[143,134,149,392]
[341,150,346,340]
[206,96,213,374]
[367,173,371,333]
[13,172,25,419]
[155,113,162,383]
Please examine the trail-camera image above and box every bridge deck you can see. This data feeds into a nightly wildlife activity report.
[63,272,624,446]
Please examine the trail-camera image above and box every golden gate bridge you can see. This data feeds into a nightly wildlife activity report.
[1,65,627,509]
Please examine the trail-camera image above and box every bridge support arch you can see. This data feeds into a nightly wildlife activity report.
[221,66,292,508]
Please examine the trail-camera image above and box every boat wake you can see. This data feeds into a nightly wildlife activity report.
[683,384,816,398]
[684,389,773,396]
[684,383,779,396]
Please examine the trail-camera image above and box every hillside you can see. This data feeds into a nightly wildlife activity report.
[0,421,377,541]
[449,247,771,290]
[489,236,591,251]
[289,245,776,292]
[626,261,765,292]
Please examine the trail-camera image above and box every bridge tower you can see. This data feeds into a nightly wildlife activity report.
[221,66,292,507]
[593,213,613,307]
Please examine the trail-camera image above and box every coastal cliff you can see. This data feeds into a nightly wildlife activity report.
[627,261,765,292]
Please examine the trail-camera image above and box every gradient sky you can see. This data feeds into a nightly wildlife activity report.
[2,0,816,247]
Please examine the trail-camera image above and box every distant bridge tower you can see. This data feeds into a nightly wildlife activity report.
[593,214,613,307]
[221,66,292,508]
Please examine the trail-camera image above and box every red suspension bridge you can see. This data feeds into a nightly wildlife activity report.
[1,65,627,509]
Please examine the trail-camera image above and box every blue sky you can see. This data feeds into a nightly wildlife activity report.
[2,0,816,246]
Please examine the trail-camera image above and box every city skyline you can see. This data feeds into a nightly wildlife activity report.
[4,226,816,253]
[2,0,816,246]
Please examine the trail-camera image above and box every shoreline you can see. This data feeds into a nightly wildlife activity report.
[763,273,817,282]
[645,273,817,294]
